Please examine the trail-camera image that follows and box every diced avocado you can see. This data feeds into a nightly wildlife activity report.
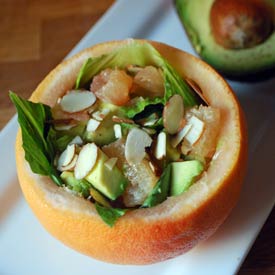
[57,121,86,137]
[170,160,204,196]
[60,171,91,198]
[61,171,111,206]
[85,149,128,200]
[175,0,275,77]
[84,103,123,146]
[85,113,116,146]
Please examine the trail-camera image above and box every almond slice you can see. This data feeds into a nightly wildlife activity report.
[74,143,98,180]
[148,161,156,173]
[69,136,83,146]
[112,116,134,124]
[163,94,184,134]
[155,132,166,160]
[185,78,209,106]
[57,144,76,170]
[143,118,159,127]
[86,118,101,132]
[60,90,96,113]
[185,116,205,145]
[142,127,156,135]
[104,157,118,170]
[125,128,152,164]
[59,154,78,172]
[171,124,192,148]
[92,109,110,121]
[114,124,122,139]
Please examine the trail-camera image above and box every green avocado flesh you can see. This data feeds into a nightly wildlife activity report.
[175,0,275,76]
[61,149,127,201]
[84,103,121,146]
[84,113,116,146]
[61,171,111,206]
[170,160,204,196]
[85,149,128,200]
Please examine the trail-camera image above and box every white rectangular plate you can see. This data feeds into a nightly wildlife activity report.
[0,1,274,274]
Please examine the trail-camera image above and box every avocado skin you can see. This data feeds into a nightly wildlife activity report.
[175,0,275,79]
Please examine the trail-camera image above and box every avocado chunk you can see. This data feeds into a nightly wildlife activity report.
[175,0,275,77]
[170,160,204,196]
[61,171,111,206]
[60,171,91,198]
[84,103,122,146]
[85,149,128,200]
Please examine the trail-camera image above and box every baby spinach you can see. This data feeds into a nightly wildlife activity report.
[142,164,172,208]
[95,203,127,227]
[10,92,63,186]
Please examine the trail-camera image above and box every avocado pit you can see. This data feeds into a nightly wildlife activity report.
[210,0,274,49]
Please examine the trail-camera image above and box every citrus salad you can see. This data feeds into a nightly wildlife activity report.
[11,41,220,226]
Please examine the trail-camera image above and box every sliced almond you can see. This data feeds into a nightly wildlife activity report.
[185,78,209,106]
[181,143,192,155]
[155,132,166,160]
[142,127,156,135]
[114,124,122,139]
[74,143,98,180]
[60,90,96,113]
[148,161,156,173]
[91,111,103,121]
[104,157,118,170]
[185,115,205,145]
[171,124,192,148]
[57,144,76,170]
[112,116,134,124]
[69,136,83,146]
[92,109,110,121]
[143,118,158,127]
[59,154,78,172]
[125,128,152,164]
[163,94,184,134]
[86,118,101,132]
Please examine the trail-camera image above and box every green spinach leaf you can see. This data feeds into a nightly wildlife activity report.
[10,92,63,186]
[142,164,172,208]
[95,203,127,227]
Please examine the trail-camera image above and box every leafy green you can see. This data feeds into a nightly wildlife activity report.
[163,61,197,106]
[10,92,63,186]
[133,103,163,121]
[55,135,74,152]
[95,203,127,227]
[142,164,172,208]
[122,97,163,119]
[75,41,197,109]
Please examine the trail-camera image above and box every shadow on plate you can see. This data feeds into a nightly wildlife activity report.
[0,177,22,225]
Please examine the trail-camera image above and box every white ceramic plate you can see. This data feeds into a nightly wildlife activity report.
[0,1,274,274]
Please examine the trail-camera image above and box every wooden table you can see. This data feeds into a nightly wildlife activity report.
[0,1,274,274]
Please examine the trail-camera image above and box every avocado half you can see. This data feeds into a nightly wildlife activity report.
[175,0,275,78]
